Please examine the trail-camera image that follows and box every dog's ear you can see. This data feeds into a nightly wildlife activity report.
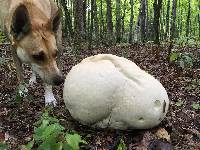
[11,5,31,40]
[51,8,61,33]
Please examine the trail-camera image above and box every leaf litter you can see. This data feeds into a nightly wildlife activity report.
[0,42,199,149]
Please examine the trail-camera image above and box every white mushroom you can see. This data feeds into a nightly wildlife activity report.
[63,54,169,130]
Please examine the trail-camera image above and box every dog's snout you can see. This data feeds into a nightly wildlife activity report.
[52,75,65,86]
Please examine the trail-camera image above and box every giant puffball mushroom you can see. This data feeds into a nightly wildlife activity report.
[63,54,169,130]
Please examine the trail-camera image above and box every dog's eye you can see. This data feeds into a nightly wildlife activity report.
[32,51,45,61]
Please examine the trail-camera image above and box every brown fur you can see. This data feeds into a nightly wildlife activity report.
[0,0,63,85]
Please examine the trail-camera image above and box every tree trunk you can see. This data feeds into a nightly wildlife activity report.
[73,0,85,50]
[99,0,105,40]
[135,12,141,42]
[145,0,149,41]
[177,0,182,38]
[61,0,73,39]
[88,0,94,49]
[116,0,121,43]
[160,3,165,41]
[87,0,90,40]
[129,0,134,43]
[106,0,113,45]
[140,0,147,42]
[153,0,162,44]
[198,2,200,38]
[186,0,191,38]
[83,0,87,39]
[89,0,99,48]
[165,0,170,39]
[170,0,177,41]
[93,0,99,43]
[121,0,127,41]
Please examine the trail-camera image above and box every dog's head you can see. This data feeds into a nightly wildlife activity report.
[10,4,64,85]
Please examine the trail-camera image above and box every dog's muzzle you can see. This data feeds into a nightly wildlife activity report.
[52,74,65,86]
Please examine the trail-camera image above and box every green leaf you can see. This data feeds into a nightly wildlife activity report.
[37,142,51,150]
[0,57,6,66]
[191,103,200,110]
[53,142,63,150]
[25,139,34,150]
[0,143,8,150]
[42,123,64,140]
[117,138,127,150]
[63,143,73,150]
[65,134,86,150]
[175,100,184,107]
[38,133,63,150]
[183,55,193,67]
[26,95,33,101]
[15,94,23,103]
[179,60,185,69]
[170,52,179,62]
[34,120,50,142]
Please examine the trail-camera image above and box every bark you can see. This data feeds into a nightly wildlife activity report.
[121,0,127,41]
[170,0,177,41]
[153,0,163,44]
[145,0,149,40]
[140,0,147,42]
[129,0,134,43]
[106,0,113,44]
[83,0,87,38]
[87,0,90,40]
[93,0,99,43]
[73,0,85,49]
[198,2,200,38]
[89,0,99,48]
[116,0,121,43]
[135,13,141,42]
[61,0,73,39]
[165,0,170,39]
[160,3,165,41]
[178,0,182,38]
[99,0,105,39]
[186,0,191,38]
[89,0,94,49]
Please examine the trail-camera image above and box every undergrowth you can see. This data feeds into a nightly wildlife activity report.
[25,108,86,150]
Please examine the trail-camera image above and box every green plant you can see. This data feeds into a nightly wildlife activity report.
[0,30,6,43]
[15,82,33,103]
[191,103,200,110]
[186,79,200,91]
[0,143,8,150]
[175,37,200,47]
[26,108,86,150]
[117,138,127,150]
[175,100,184,107]
[0,57,7,66]
[169,52,193,69]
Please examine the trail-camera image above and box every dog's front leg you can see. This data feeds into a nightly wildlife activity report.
[44,84,57,106]
[29,69,37,85]
[11,47,24,82]
[56,22,62,69]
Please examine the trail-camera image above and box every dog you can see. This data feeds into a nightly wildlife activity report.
[0,0,64,106]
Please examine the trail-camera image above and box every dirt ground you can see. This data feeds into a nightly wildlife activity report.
[0,42,199,150]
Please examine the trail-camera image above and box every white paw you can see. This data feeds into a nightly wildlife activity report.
[45,93,57,107]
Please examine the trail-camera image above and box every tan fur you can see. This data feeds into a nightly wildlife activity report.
[0,0,63,85]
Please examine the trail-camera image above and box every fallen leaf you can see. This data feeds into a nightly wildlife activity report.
[155,128,171,142]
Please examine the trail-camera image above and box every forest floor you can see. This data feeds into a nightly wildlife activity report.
[0,42,199,150]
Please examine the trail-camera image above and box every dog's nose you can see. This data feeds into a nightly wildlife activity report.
[53,75,65,86]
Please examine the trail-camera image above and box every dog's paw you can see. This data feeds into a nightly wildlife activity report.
[45,93,57,107]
